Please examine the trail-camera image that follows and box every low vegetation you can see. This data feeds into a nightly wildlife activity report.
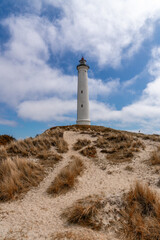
[52,230,105,240]
[124,165,134,171]
[47,156,84,196]
[149,151,160,165]
[95,132,145,164]
[55,138,68,153]
[140,134,160,142]
[120,182,160,240]
[62,195,103,230]
[37,151,62,168]
[80,146,97,158]
[73,139,91,151]
[0,128,68,161]
[0,157,44,201]
[0,146,8,161]
[0,135,15,146]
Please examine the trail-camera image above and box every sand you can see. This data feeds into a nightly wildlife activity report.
[0,130,160,240]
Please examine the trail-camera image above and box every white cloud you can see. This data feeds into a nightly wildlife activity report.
[18,98,76,121]
[90,47,160,129]
[122,75,138,89]
[89,78,120,99]
[0,16,75,106]
[0,15,120,122]
[1,1,160,130]
[3,16,50,64]
[148,47,160,77]
[43,0,160,67]
[0,119,16,126]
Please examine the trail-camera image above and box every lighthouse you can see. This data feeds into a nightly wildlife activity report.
[76,57,91,125]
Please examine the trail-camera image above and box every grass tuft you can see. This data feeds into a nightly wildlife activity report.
[56,138,68,153]
[36,151,62,168]
[95,133,144,164]
[62,195,103,230]
[149,151,160,165]
[0,133,68,160]
[73,139,91,151]
[0,135,15,146]
[125,165,134,171]
[80,146,97,158]
[0,157,44,201]
[120,182,160,240]
[0,147,8,161]
[47,156,84,196]
[52,230,105,240]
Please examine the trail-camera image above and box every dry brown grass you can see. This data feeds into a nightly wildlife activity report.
[80,146,97,158]
[45,127,64,138]
[55,138,68,153]
[0,135,15,146]
[141,134,160,142]
[0,146,8,161]
[6,140,30,157]
[49,125,120,136]
[125,165,134,171]
[73,139,91,151]
[149,151,160,165]
[0,157,44,201]
[36,151,62,168]
[120,182,160,240]
[6,135,57,157]
[0,131,68,160]
[47,156,84,196]
[62,195,104,230]
[95,133,145,164]
[52,230,105,240]
[42,128,68,153]
[106,148,134,164]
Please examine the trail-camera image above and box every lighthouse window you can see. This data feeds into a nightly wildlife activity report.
[81,90,83,94]
[81,104,83,108]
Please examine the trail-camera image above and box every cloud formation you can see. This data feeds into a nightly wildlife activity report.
[0,119,16,126]
[90,46,160,132]
[0,15,120,123]
[18,98,77,121]
[43,0,160,67]
[1,0,160,132]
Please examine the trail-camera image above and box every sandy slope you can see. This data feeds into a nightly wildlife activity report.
[0,130,159,240]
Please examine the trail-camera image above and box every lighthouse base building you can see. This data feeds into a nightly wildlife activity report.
[76,57,91,125]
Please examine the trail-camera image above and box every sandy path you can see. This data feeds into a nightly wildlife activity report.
[0,131,159,240]
[0,131,103,240]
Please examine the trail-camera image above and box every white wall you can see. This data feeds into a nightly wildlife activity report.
[77,65,90,125]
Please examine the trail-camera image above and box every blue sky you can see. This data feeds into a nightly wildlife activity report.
[1,0,160,139]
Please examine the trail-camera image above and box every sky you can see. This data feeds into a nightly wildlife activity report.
[1,0,160,139]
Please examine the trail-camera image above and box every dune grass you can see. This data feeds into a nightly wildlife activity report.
[0,157,45,201]
[47,156,84,196]
[0,128,68,161]
[62,195,103,230]
[80,146,97,158]
[37,151,62,168]
[120,182,160,240]
[73,139,91,151]
[5,135,67,157]
[0,135,15,146]
[95,133,145,164]
[149,151,160,165]
[140,134,160,142]
[0,146,8,161]
[52,230,105,240]
[55,138,68,153]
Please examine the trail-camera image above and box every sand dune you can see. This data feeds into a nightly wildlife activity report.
[0,126,160,239]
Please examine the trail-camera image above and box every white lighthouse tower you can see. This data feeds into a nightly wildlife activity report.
[76,57,91,125]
